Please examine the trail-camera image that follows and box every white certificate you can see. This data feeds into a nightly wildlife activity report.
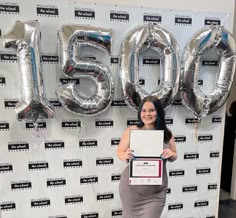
[129,158,163,185]
[130,130,163,156]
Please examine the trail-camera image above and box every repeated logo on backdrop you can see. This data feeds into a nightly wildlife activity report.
[110,10,129,22]
[36,5,59,17]
[75,8,95,20]
[0,2,19,15]
[175,15,192,25]
[143,13,162,24]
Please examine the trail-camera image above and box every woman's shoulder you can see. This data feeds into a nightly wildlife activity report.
[167,127,173,133]
[128,125,140,130]
[122,125,139,135]
[121,125,140,139]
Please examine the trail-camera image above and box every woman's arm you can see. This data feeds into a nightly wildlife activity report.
[117,127,135,162]
[161,135,177,162]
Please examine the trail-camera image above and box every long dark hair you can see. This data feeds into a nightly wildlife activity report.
[137,96,172,143]
[230,101,236,118]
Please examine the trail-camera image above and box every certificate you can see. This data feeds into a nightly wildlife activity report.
[129,130,164,185]
[130,130,163,156]
[129,158,163,185]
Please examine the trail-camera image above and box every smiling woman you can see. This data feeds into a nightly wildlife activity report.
[117,95,177,218]
[139,101,157,129]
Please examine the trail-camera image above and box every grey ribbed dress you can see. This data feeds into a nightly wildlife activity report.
[119,144,168,218]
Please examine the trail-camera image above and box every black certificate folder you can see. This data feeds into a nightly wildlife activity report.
[129,157,163,185]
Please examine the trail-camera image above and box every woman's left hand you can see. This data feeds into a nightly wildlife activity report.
[161,148,175,160]
[161,135,177,162]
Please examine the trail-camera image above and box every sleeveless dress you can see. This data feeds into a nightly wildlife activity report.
[119,143,168,218]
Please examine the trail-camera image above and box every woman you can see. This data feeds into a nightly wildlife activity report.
[117,96,177,218]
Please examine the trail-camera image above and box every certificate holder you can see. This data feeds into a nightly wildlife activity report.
[129,130,164,185]
[129,158,162,185]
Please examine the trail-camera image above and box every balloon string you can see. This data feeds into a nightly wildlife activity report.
[77,119,83,137]
[33,122,38,132]
[193,118,200,143]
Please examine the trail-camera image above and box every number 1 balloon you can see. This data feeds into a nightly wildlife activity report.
[180,25,236,118]
[2,20,54,122]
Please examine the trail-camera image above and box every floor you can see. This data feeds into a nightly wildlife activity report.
[218,189,236,218]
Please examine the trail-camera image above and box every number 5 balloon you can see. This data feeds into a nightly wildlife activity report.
[2,20,54,122]
[56,25,114,116]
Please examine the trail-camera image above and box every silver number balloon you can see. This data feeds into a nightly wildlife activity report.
[56,25,114,116]
[180,25,236,117]
[2,20,54,122]
[120,24,180,111]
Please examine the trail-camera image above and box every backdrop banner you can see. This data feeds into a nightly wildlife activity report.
[0,0,229,217]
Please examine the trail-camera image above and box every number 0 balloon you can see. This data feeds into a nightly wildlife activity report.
[180,25,236,117]
[120,24,180,111]
[2,20,54,122]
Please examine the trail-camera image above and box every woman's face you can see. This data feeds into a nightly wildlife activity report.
[140,101,157,127]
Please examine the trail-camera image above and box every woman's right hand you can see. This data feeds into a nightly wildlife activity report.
[117,126,138,162]
[124,148,134,161]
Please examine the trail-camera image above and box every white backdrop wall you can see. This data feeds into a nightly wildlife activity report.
[84,0,236,31]
[0,0,234,218]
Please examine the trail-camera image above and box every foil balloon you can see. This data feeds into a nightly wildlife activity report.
[2,20,54,122]
[120,24,180,111]
[56,25,114,116]
[180,25,236,117]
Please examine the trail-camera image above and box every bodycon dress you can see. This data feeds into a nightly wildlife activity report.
[119,144,168,218]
